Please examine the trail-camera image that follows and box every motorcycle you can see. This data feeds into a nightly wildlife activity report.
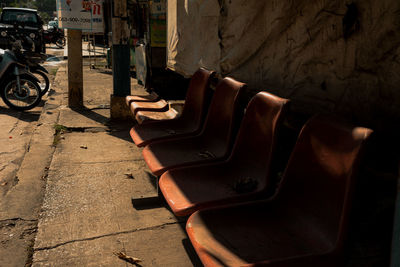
[9,22,50,96]
[20,51,49,96]
[0,30,42,110]
[43,26,65,48]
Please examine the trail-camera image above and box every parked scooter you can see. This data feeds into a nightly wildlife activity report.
[15,37,49,96]
[7,22,50,96]
[0,28,42,110]
[19,51,49,96]
[43,26,65,48]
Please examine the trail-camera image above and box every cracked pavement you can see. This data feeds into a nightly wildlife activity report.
[0,80,56,266]
[28,61,199,266]
[32,128,196,266]
[34,221,184,251]
[0,49,200,266]
[0,46,63,267]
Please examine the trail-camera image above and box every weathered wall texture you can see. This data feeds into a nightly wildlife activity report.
[168,0,400,129]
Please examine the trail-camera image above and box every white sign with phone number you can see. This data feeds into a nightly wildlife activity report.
[56,0,104,32]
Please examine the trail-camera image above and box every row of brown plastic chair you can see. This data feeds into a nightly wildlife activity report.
[129,68,215,147]
[125,87,176,123]
[125,91,160,106]
[127,69,372,267]
[185,116,372,267]
[159,91,290,216]
[142,75,246,176]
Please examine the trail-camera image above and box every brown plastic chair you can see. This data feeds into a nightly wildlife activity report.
[130,68,214,146]
[186,115,372,267]
[159,92,289,216]
[129,99,169,116]
[135,109,180,125]
[142,77,246,176]
[125,92,160,107]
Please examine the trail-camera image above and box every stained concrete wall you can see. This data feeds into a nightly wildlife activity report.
[168,0,400,129]
[228,0,400,129]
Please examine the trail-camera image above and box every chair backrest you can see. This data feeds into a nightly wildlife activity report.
[276,115,372,252]
[200,77,245,154]
[229,92,289,190]
[180,68,215,126]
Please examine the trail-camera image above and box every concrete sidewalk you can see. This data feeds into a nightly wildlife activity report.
[31,65,200,266]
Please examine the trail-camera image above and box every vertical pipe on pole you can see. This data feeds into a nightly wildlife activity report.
[112,0,130,97]
[110,0,131,119]
[68,29,83,107]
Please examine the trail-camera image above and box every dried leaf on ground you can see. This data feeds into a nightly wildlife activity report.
[124,173,134,179]
[114,251,142,265]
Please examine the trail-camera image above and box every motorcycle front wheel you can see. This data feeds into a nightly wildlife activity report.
[2,76,42,111]
[32,70,50,96]
[55,37,66,48]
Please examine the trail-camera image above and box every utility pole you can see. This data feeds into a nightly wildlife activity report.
[110,0,131,119]
[67,29,83,107]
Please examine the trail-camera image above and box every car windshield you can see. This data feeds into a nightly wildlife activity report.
[1,10,38,25]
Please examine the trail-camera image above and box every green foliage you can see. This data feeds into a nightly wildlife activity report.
[53,124,68,146]
[38,11,51,23]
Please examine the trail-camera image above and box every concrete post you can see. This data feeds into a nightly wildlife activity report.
[67,29,83,107]
[110,0,131,120]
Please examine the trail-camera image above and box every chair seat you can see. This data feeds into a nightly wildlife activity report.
[130,99,169,116]
[159,161,268,216]
[134,109,180,125]
[187,202,334,267]
[131,115,198,146]
[142,135,227,176]
[125,92,160,106]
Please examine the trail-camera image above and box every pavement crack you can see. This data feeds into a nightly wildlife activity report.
[34,221,183,251]
[69,159,144,165]
[8,119,20,134]
[0,218,38,223]
[0,151,20,156]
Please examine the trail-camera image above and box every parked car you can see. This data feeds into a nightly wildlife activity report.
[0,7,45,53]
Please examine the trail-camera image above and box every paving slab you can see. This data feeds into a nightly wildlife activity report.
[51,132,142,165]
[58,107,110,128]
[33,128,196,266]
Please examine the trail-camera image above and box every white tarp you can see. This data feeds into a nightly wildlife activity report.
[167,0,265,77]
[167,0,220,77]
[57,0,105,33]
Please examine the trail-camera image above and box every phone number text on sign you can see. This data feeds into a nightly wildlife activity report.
[59,17,91,23]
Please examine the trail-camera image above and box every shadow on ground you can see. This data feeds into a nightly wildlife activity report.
[0,106,41,122]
